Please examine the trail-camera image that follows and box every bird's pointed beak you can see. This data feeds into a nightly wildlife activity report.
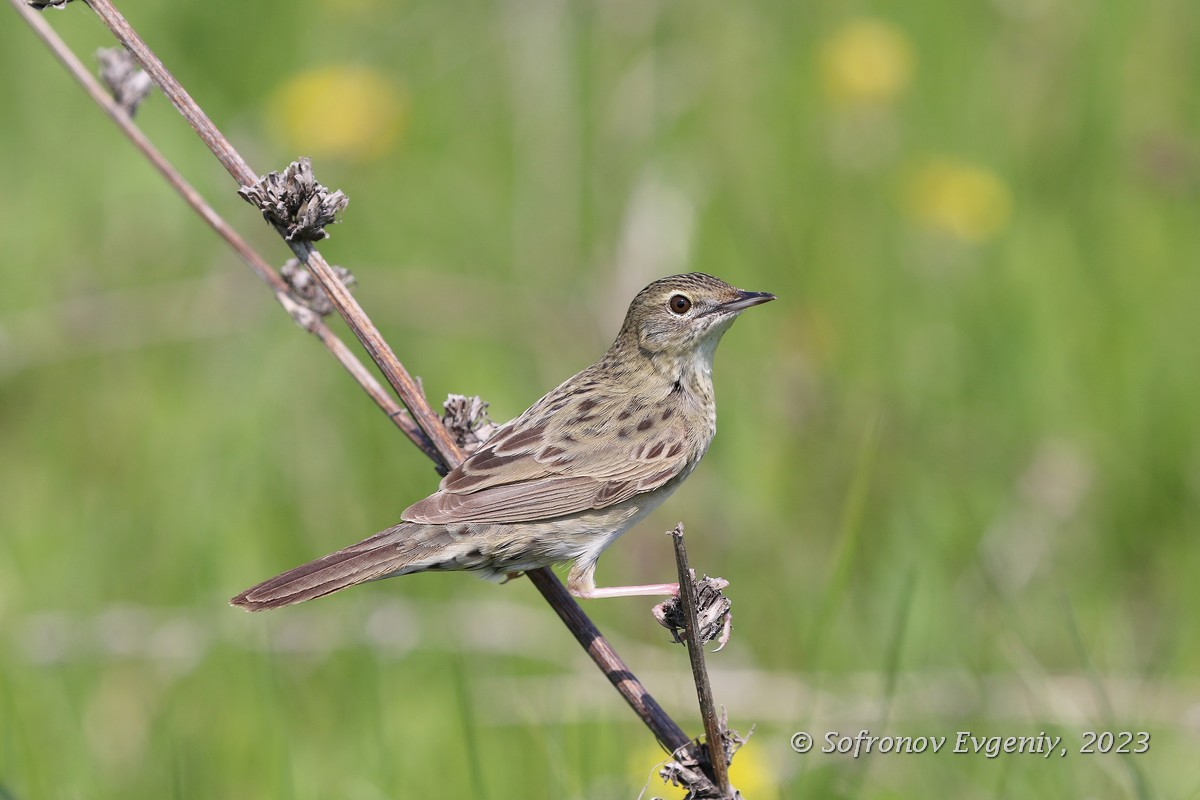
[721,290,776,313]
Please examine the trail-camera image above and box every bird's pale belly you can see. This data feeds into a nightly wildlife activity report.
[441,472,688,581]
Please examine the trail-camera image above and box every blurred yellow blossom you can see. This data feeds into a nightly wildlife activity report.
[820,19,914,105]
[905,158,1013,242]
[268,65,407,162]
[632,739,778,800]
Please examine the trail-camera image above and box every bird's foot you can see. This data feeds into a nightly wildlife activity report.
[569,581,680,599]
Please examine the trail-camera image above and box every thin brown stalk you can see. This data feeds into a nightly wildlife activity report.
[79,0,460,470]
[671,526,732,796]
[286,240,465,471]
[9,0,439,463]
[525,568,691,753]
[19,0,697,757]
[81,0,256,186]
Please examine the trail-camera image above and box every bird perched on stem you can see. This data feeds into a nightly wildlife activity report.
[232,273,774,610]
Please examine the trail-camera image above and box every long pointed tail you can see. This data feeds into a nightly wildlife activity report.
[231,522,450,611]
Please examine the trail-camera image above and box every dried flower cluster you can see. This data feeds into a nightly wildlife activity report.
[441,394,500,453]
[653,571,733,651]
[279,258,355,317]
[94,47,154,116]
[659,713,750,799]
[238,157,348,241]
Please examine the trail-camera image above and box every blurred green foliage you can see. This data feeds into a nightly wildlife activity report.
[2,0,1198,797]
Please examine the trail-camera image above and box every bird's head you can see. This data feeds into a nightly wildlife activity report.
[616,273,775,363]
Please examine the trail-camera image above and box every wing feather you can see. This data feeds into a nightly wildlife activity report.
[402,379,693,525]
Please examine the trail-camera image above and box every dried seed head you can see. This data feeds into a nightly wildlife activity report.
[659,712,751,799]
[653,570,733,651]
[96,48,154,116]
[279,258,355,317]
[441,394,499,453]
[238,157,348,241]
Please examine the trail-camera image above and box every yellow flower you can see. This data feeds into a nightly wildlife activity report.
[268,65,407,162]
[905,158,1013,242]
[820,19,914,105]
[633,739,778,800]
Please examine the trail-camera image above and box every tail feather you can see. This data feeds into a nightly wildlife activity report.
[231,522,449,611]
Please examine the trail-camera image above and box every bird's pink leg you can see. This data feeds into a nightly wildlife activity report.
[573,583,680,598]
[568,562,678,599]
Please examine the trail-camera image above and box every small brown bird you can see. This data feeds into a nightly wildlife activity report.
[232,273,774,610]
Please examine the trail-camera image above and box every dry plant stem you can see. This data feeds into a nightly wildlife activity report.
[79,0,456,469]
[10,0,435,463]
[13,3,259,274]
[289,240,463,470]
[671,528,732,796]
[526,568,691,753]
[81,0,254,185]
[29,0,696,756]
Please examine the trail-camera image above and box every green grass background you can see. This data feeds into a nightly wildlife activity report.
[2,0,1198,797]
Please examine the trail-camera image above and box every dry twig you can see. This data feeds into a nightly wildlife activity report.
[9,0,440,465]
[664,524,743,797]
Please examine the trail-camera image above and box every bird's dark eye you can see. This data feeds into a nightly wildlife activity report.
[668,294,692,315]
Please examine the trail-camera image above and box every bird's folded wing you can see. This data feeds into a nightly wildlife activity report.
[402,403,691,524]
